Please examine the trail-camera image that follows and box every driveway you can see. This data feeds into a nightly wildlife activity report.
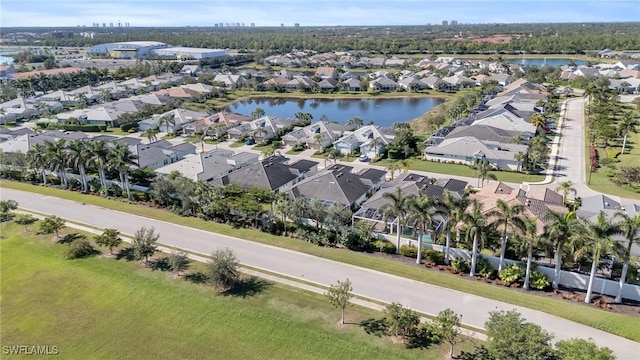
[3,188,638,359]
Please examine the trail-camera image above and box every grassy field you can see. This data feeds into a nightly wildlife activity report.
[375,158,546,184]
[2,180,639,341]
[1,222,468,360]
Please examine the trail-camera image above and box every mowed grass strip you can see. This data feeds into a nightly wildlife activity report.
[0,222,461,360]
[2,180,639,342]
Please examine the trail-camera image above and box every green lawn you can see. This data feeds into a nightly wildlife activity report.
[228,141,245,148]
[1,222,464,360]
[375,158,546,184]
[585,119,640,200]
[2,180,638,342]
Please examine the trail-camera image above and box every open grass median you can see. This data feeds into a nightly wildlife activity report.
[1,222,466,360]
[2,180,638,342]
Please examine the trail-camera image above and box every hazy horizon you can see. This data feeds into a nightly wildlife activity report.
[1,0,639,28]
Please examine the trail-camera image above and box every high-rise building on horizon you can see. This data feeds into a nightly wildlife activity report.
[442,20,448,26]
[451,20,458,25]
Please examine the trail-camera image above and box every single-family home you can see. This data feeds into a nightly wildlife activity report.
[0,97,38,123]
[333,125,396,157]
[134,141,196,169]
[226,115,296,142]
[181,65,202,76]
[423,136,528,171]
[369,77,399,92]
[215,156,318,192]
[183,112,252,136]
[287,164,386,210]
[138,108,208,133]
[281,121,354,149]
[212,74,245,89]
[156,149,258,182]
[315,67,337,79]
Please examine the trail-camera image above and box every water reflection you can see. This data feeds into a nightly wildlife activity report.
[224,97,445,127]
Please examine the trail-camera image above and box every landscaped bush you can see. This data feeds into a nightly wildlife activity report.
[529,270,550,290]
[499,263,526,284]
[371,239,396,254]
[399,245,417,258]
[65,239,98,259]
[130,190,149,202]
[421,249,445,265]
[476,256,495,278]
[451,258,470,273]
[120,122,140,132]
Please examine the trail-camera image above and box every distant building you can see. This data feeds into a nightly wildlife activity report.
[451,20,458,25]
[442,20,449,26]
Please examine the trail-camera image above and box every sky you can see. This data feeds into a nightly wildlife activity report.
[1,0,639,27]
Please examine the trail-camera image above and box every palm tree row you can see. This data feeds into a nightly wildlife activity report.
[25,139,138,199]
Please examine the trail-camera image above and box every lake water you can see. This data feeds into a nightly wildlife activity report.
[509,58,586,67]
[0,51,18,65]
[224,97,445,127]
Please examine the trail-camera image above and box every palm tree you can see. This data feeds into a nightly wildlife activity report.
[407,194,443,264]
[543,210,576,289]
[474,159,496,187]
[618,111,639,155]
[398,159,411,174]
[45,139,69,188]
[386,162,400,181]
[110,142,138,200]
[442,192,469,265]
[511,134,526,145]
[571,213,621,304]
[530,113,547,131]
[381,188,413,254]
[195,132,207,153]
[313,134,324,149]
[554,180,577,203]
[158,114,176,134]
[87,140,111,197]
[253,127,268,143]
[27,143,48,185]
[142,128,159,143]
[251,107,265,119]
[613,212,640,303]
[66,139,90,192]
[515,217,548,290]
[461,200,489,276]
[513,151,525,172]
[488,199,526,272]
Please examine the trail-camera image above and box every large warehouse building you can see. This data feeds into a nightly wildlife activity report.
[89,41,229,60]
[151,47,230,60]
[89,41,169,59]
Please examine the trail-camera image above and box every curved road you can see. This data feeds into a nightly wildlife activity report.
[3,188,638,359]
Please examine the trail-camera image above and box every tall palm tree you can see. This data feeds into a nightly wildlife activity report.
[110,142,138,200]
[381,188,413,254]
[515,217,548,290]
[475,159,497,187]
[87,140,111,197]
[407,194,444,264]
[618,111,639,155]
[45,139,69,188]
[66,139,90,192]
[530,113,547,131]
[442,192,469,265]
[513,151,525,172]
[571,213,621,304]
[461,200,489,276]
[543,209,576,289]
[253,127,268,143]
[28,143,49,185]
[555,180,577,203]
[613,212,640,303]
[158,114,176,134]
[487,199,526,272]
[142,128,159,143]
[386,162,400,181]
[511,134,526,145]
[194,132,207,153]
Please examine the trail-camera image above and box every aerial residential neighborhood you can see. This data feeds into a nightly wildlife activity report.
[1,3,640,359]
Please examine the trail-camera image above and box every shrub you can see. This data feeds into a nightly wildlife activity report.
[65,239,98,259]
[529,270,550,290]
[422,249,445,265]
[399,245,418,258]
[499,263,526,283]
[130,191,149,202]
[606,147,621,159]
[451,258,470,273]
[476,256,495,278]
[120,122,139,132]
[371,239,396,254]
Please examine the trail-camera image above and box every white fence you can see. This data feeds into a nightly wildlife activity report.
[382,235,640,302]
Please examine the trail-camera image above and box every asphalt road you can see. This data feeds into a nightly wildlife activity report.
[3,188,638,359]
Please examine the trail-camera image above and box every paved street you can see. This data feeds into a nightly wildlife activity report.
[3,188,638,359]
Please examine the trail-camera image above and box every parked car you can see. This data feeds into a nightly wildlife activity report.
[358,154,370,162]
[245,138,256,145]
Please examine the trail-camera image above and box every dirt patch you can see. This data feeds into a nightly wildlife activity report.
[364,251,640,318]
